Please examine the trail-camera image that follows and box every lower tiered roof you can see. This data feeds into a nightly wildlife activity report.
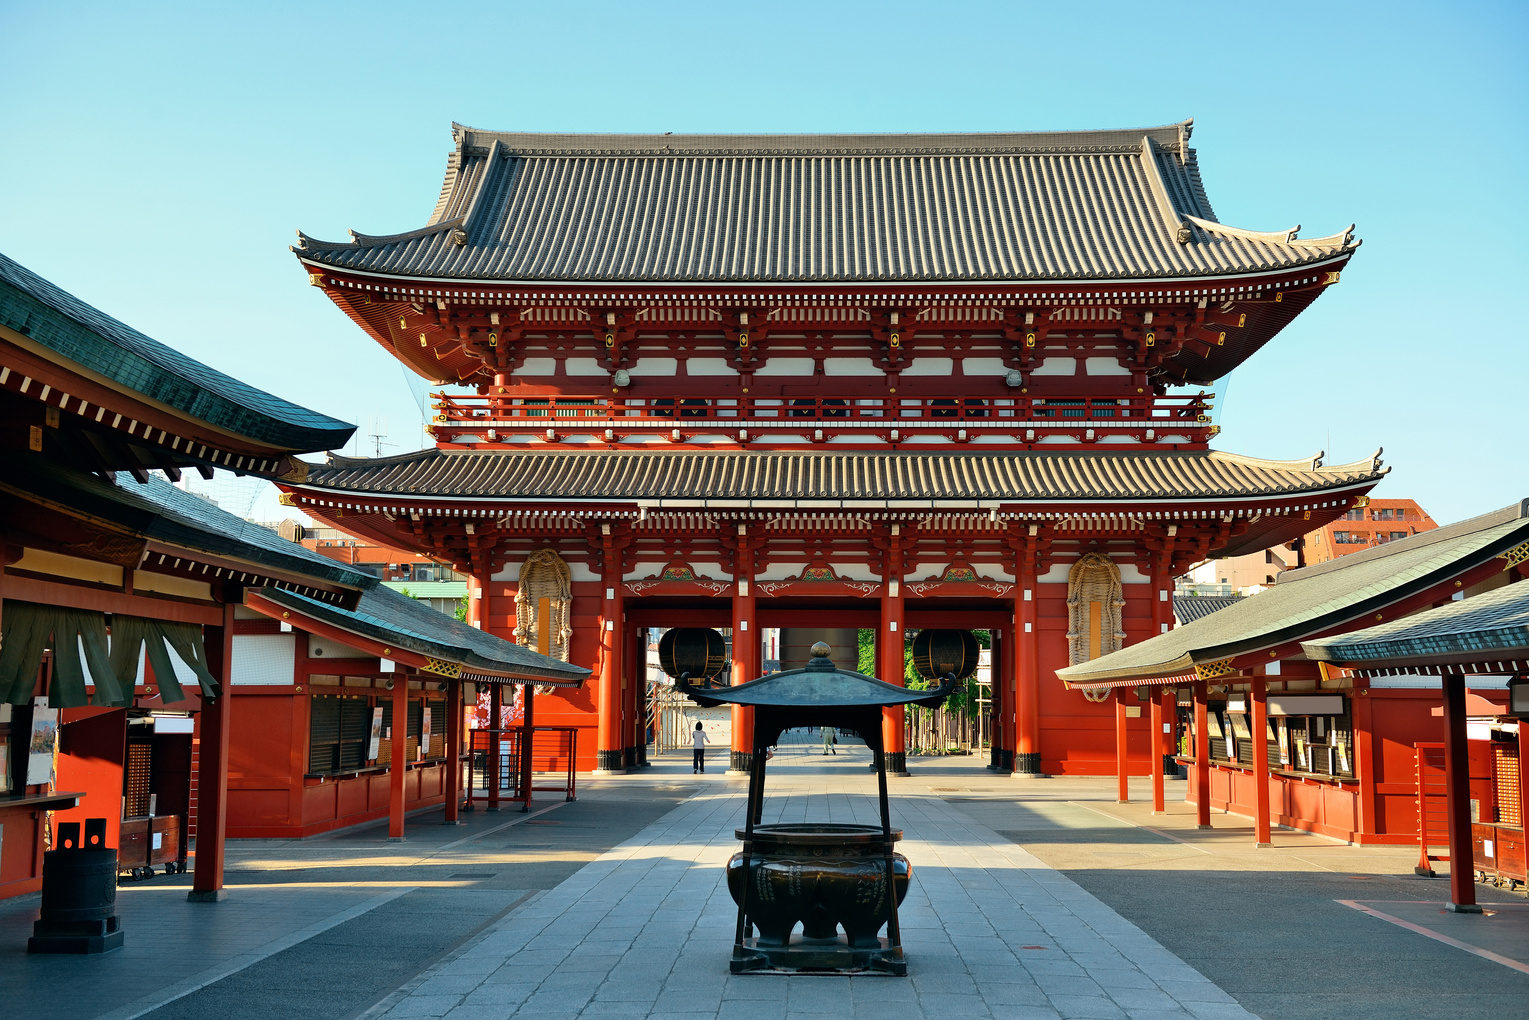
[303,447,1384,506]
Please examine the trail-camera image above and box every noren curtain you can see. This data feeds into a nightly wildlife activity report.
[0,602,217,707]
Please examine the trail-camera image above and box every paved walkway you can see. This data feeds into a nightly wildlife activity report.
[368,743,1252,1020]
[6,736,1527,1019]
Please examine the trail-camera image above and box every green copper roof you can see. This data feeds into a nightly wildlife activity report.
[1,450,373,589]
[254,585,588,685]
[1058,500,1529,686]
[1303,580,1529,669]
[0,250,354,452]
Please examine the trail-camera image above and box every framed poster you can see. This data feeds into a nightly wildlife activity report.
[0,741,9,793]
[419,707,432,761]
[367,707,384,761]
[27,698,59,787]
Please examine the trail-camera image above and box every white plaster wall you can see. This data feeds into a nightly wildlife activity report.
[686,358,738,376]
[961,357,1008,376]
[629,357,678,376]
[900,357,953,377]
[516,357,557,375]
[565,357,608,376]
[756,561,807,581]
[233,634,296,685]
[1084,357,1130,376]
[1032,357,1077,376]
[755,357,816,376]
[823,357,883,376]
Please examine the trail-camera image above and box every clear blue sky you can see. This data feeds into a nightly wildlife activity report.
[2,1,1524,525]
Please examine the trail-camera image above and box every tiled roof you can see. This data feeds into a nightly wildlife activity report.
[0,451,374,588]
[1302,580,1529,669]
[294,121,1357,284]
[302,448,1385,505]
[0,251,354,452]
[1058,500,1529,686]
[253,585,588,686]
[1173,595,1243,624]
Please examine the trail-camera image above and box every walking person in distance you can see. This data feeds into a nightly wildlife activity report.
[822,726,837,756]
[692,721,711,773]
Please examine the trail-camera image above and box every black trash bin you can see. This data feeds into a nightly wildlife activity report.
[28,818,123,954]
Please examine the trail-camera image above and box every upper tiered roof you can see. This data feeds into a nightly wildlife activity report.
[295,121,1357,284]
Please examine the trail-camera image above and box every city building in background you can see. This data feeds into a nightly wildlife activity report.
[1305,497,1438,563]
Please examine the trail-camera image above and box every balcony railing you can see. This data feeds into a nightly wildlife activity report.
[427,392,1213,445]
[434,393,1212,424]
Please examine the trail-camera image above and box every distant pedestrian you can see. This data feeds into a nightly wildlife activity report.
[822,727,837,755]
[692,721,711,773]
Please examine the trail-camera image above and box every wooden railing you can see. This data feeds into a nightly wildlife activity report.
[433,392,1213,428]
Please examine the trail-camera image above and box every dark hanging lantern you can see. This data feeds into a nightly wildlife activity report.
[911,629,981,681]
[659,628,729,681]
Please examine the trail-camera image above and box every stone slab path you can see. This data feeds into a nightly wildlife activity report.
[370,746,1254,1020]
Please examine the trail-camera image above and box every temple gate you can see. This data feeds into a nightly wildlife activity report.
[279,120,1383,776]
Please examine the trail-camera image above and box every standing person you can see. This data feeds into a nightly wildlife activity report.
[692,721,711,773]
[822,726,837,756]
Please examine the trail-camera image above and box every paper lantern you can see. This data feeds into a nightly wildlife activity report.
[659,628,728,681]
[910,629,981,680]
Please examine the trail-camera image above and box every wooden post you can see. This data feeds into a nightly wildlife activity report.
[189,603,234,902]
[444,679,463,824]
[730,533,757,775]
[1115,691,1130,803]
[1149,561,1171,814]
[622,616,638,769]
[1194,680,1211,830]
[1442,674,1481,912]
[520,680,535,812]
[1013,535,1042,776]
[388,671,408,840]
[1251,678,1272,847]
[487,682,502,812]
[1149,690,1166,814]
[597,561,624,773]
[880,545,908,776]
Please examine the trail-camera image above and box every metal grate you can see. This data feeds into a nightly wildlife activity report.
[124,741,152,817]
[1495,743,1522,827]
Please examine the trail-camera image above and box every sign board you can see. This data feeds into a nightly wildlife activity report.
[1266,695,1344,717]
[368,707,385,761]
[27,698,59,786]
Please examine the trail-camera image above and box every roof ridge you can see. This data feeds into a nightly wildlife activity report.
[1185,214,1359,251]
[447,121,1195,156]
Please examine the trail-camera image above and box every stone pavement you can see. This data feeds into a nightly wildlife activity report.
[367,741,1253,1020]
[6,736,1527,1019]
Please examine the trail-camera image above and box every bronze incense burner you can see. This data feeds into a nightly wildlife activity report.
[675,639,956,975]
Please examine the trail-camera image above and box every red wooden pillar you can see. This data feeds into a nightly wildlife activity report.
[444,679,463,824]
[1149,691,1166,814]
[520,681,535,812]
[388,671,408,840]
[1013,536,1042,776]
[1352,683,1377,839]
[622,617,638,769]
[1441,674,1481,911]
[880,571,908,776]
[989,627,1005,771]
[487,683,502,812]
[730,538,757,774]
[596,555,624,773]
[1194,680,1211,829]
[1251,678,1272,847]
[1115,690,1130,803]
[1149,563,1171,813]
[190,603,233,902]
